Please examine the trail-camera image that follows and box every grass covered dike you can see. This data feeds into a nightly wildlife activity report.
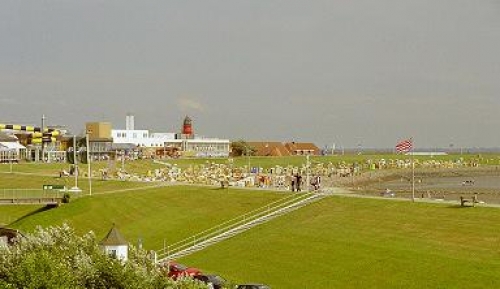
[183,197,500,288]
[4,186,284,251]
[4,188,500,288]
[2,154,500,288]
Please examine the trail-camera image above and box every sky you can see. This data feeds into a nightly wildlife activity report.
[1,1,499,149]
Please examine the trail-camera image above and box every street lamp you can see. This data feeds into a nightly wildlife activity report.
[68,135,81,193]
[86,132,92,196]
[245,145,251,173]
[41,114,45,163]
[9,149,14,173]
[306,154,310,192]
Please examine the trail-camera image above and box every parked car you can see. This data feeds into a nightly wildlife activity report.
[235,284,271,289]
[165,261,202,279]
[193,274,226,289]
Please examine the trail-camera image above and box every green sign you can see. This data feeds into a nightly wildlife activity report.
[43,185,66,190]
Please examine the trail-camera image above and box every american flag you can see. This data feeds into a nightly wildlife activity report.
[395,138,413,153]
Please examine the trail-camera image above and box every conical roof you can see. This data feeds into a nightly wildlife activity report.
[100,224,128,246]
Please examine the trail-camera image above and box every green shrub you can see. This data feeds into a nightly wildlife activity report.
[0,224,211,289]
[62,193,71,203]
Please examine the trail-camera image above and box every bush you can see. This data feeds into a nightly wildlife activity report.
[62,193,71,203]
[0,224,211,289]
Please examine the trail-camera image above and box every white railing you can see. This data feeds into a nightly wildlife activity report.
[156,192,324,261]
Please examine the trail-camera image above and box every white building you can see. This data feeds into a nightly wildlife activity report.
[165,138,230,158]
[112,129,176,148]
[0,133,26,163]
[99,225,128,261]
[112,115,230,158]
[112,114,176,148]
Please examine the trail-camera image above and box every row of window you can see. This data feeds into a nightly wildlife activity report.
[186,145,229,151]
[136,143,164,147]
[115,133,148,138]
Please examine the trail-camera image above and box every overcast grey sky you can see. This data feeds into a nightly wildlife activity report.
[1,1,499,148]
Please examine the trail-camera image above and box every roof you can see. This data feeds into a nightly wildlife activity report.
[0,132,18,142]
[247,142,292,157]
[0,142,25,150]
[0,227,24,245]
[88,137,113,142]
[99,225,128,246]
[285,142,320,153]
[111,143,137,150]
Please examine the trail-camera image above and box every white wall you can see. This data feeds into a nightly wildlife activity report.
[103,245,128,261]
[112,130,176,147]
[112,128,229,157]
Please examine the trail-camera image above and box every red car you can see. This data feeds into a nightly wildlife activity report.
[165,261,202,279]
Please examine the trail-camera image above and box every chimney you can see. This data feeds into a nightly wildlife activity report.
[126,113,134,130]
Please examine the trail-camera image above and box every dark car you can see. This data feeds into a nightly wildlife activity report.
[236,284,271,289]
[193,274,226,289]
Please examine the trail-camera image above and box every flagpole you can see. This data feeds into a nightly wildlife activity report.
[396,138,415,202]
[411,139,415,202]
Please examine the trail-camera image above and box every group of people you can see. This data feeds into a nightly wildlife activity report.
[290,174,302,192]
[290,174,322,192]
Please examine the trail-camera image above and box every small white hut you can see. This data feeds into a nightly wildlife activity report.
[99,224,128,261]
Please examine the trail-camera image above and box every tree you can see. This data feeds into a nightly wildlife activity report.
[231,140,255,157]
[0,224,211,289]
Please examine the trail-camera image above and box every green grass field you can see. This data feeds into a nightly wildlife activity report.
[0,172,162,199]
[3,186,500,288]
[4,186,284,252]
[2,156,500,288]
[183,196,500,288]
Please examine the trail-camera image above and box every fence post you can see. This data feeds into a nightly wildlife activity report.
[163,239,166,259]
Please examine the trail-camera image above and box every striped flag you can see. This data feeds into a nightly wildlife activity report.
[395,138,413,153]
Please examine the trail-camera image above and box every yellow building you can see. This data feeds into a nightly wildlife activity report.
[86,122,112,139]
[85,122,113,158]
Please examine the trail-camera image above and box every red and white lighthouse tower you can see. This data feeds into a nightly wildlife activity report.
[182,116,193,136]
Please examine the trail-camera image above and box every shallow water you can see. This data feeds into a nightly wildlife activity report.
[362,175,500,204]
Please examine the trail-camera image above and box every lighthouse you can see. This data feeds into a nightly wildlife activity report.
[182,116,193,136]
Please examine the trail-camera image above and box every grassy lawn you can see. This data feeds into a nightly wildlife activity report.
[7,186,284,252]
[3,157,500,288]
[183,196,500,288]
[0,205,45,226]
